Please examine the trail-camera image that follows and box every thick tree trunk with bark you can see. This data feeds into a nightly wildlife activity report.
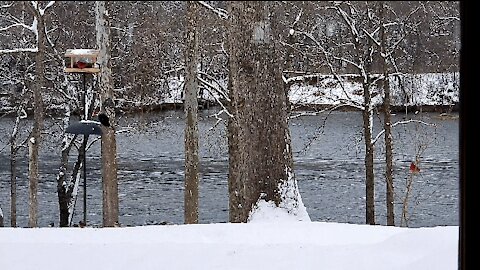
[184,1,199,224]
[96,1,119,227]
[27,4,46,228]
[227,1,306,222]
[227,73,243,222]
[28,137,39,227]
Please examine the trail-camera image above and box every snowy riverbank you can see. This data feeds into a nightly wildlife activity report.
[0,72,459,116]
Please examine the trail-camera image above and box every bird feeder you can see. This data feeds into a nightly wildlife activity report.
[64,48,101,227]
[64,49,100,73]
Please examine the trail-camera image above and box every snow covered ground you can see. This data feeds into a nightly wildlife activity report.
[1,206,458,270]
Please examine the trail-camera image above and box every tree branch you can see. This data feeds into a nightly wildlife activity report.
[373,119,436,145]
[197,1,228,20]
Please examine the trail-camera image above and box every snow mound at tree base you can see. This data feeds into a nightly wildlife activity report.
[248,200,311,223]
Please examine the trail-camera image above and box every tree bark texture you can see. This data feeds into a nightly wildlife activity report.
[184,1,199,224]
[359,23,376,226]
[380,2,395,226]
[362,81,376,225]
[227,72,243,222]
[227,1,300,222]
[27,3,46,228]
[10,110,21,227]
[28,135,39,227]
[10,144,17,227]
[96,1,119,227]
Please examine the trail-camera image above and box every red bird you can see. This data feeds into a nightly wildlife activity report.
[76,60,88,69]
[75,57,92,69]
[409,162,420,174]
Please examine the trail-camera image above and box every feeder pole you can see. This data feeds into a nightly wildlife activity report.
[83,72,87,226]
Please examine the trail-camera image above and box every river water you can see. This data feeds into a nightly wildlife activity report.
[0,110,459,228]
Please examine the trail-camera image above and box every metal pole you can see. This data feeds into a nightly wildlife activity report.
[83,73,87,120]
[83,137,87,226]
[83,73,87,226]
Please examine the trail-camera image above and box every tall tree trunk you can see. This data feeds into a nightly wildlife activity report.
[28,136,38,227]
[27,4,46,228]
[360,9,376,225]
[380,1,395,226]
[345,3,376,225]
[227,70,244,222]
[184,1,199,224]
[10,144,17,227]
[227,1,308,222]
[362,81,375,225]
[96,1,119,227]
[10,107,22,227]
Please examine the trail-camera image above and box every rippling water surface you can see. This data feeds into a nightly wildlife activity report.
[0,110,459,227]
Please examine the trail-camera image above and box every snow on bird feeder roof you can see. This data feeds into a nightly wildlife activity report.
[64,49,100,73]
[65,49,100,57]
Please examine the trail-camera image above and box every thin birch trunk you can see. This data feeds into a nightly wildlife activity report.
[380,1,395,226]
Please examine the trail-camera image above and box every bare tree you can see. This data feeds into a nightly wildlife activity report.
[96,1,119,227]
[17,1,51,227]
[288,1,431,225]
[184,1,199,224]
[1,1,55,227]
[9,113,20,227]
[400,140,427,227]
[9,105,28,227]
[378,1,395,226]
[319,2,380,225]
[25,1,50,228]
[227,1,309,222]
[369,2,427,226]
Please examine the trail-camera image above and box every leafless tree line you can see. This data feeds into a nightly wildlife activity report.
[0,1,459,227]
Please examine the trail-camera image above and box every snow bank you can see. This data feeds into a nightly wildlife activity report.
[288,72,459,107]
